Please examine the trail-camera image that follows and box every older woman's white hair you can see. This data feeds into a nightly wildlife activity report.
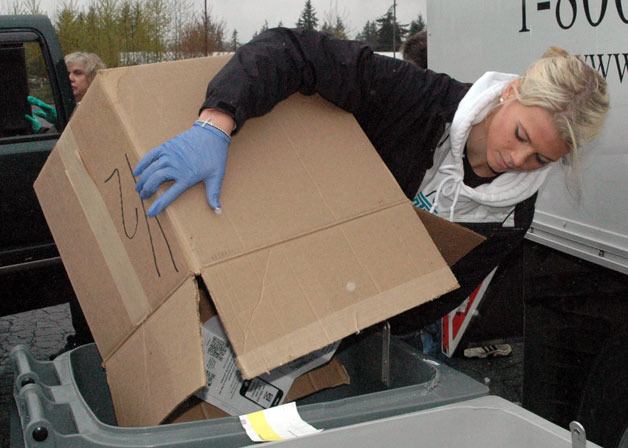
[64,52,106,83]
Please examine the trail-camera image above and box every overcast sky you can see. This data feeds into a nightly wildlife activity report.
[214,0,427,41]
[14,0,426,42]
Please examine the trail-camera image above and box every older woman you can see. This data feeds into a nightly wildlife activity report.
[64,52,106,102]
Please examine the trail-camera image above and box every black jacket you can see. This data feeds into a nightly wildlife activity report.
[202,28,536,331]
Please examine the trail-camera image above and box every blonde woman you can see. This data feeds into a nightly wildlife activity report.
[133,28,609,330]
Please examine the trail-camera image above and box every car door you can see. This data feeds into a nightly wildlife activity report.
[0,16,75,315]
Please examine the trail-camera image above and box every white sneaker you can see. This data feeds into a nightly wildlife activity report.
[463,344,512,359]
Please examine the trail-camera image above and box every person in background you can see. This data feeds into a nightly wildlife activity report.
[132,29,609,354]
[64,52,106,103]
[24,52,105,134]
[402,30,428,68]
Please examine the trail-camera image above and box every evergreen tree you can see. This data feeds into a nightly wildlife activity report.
[230,29,239,51]
[321,1,348,39]
[408,14,426,35]
[146,0,171,61]
[56,3,83,54]
[321,16,347,39]
[116,0,133,57]
[355,20,378,49]
[83,6,99,55]
[375,8,407,51]
[252,19,269,39]
[296,0,318,31]
[95,0,120,67]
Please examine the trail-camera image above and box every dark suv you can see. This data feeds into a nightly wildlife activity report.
[0,15,76,316]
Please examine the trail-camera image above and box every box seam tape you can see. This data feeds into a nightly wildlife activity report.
[58,129,151,326]
[58,123,192,365]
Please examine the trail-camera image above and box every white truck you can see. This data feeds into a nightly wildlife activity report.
[428,1,628,446]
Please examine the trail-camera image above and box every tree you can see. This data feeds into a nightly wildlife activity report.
[321,1,348,39]
[52,0,228,65]
[11,0,43,14]
[408,14,426,35]
[375,8,407,52]
[295,0,318,31]
[252,19,269,39]
[179,13,225,57]
[94,0,120,67]
[144,0,170,61]
[355,20,377,49]
[169,0,194,59]
[229,29,239,51]
[321,16,347,39]
[82,6,99,55]
[56,2,83,54]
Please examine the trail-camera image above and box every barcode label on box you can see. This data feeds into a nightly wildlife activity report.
[207,336,227,361]
[197,316,338,415]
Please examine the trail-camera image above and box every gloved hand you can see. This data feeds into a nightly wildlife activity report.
[133,122,231,217]
[24,114,43,133]
[27,95,58,123]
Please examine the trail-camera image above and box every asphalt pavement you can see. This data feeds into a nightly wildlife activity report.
[0,303,523,448]
[1,304,74,448]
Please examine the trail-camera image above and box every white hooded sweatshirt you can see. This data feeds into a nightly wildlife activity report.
[412,71,554,226]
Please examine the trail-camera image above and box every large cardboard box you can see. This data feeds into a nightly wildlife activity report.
[35,56,478,426]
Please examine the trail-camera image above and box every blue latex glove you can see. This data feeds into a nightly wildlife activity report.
[133,123,231,217]
[27,95,58,123]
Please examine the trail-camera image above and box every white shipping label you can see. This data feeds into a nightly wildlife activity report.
[240,402,322,442]
[197,316,339,415]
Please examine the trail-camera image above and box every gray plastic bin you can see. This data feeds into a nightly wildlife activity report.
[256,396,603,448]
[11,332,488,448]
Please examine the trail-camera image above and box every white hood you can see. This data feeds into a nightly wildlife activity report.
[415,71,554,224]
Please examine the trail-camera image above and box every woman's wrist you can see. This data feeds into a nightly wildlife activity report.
[198,108,236,136]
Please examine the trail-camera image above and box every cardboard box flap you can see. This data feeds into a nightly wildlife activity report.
[415,208,486,267]
[167,93,406,270]
[105,276,206,427]
[35,146,138,356]
[202,202,459,379]
[284,357,349,402]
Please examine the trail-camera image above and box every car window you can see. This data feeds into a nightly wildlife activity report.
[0,37,59,140]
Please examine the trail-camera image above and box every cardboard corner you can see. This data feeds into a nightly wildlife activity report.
[284,358,349,402]
[415,208,485,267]
[104,277,206,427]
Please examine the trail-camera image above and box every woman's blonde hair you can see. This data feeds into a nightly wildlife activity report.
[64,52,106,83]
[516,47,609,177]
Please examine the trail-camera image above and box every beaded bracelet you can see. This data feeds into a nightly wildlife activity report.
[195,118,232,138]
